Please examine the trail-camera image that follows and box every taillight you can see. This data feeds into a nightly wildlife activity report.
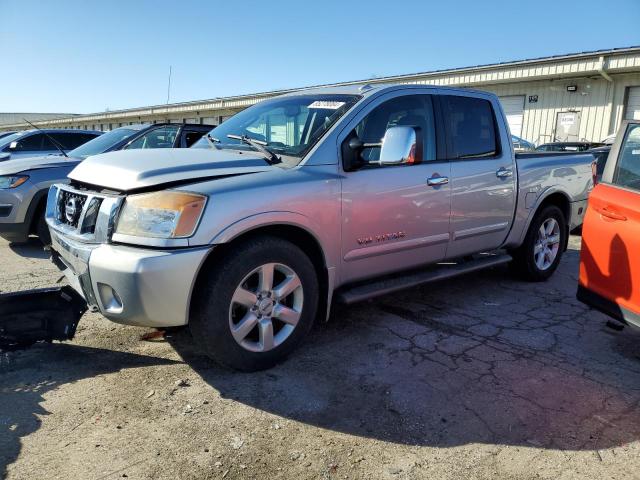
[591,160,598,186]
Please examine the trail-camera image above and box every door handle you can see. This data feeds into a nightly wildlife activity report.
[595,206,627,221]
[427,176,449,186]
[496,167,513,178]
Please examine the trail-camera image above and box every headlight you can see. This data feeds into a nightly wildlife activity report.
[0,175,28,189]
[115,191,207,239]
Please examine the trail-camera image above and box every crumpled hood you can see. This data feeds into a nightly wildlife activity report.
[0,154,80,176]
[69,148,274,191]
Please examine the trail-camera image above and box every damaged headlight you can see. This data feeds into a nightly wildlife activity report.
[0,175,28,189]
[115,191,207,239]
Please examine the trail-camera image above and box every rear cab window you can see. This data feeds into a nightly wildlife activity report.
[441,95,498,159]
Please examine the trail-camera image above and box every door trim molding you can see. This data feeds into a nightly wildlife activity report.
[453,222,509,241]
[344,233,450,262]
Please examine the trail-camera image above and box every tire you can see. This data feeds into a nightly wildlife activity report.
[190,236,319,371]
[510,205,567,282]
[36,214,51,246]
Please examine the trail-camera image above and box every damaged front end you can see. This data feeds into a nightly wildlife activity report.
[0,286,87,351]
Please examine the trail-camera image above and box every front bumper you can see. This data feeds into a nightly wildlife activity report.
[50,228,211,327]
[0,186,32,242]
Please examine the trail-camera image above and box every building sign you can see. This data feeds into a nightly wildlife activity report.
[528,95,538,103]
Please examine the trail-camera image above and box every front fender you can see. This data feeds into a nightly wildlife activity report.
[207,210,338,321]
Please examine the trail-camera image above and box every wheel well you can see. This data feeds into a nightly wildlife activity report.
[29,192,48,234]
[190,225,330,321]
[538,192,570,224]
[536,192,571,250]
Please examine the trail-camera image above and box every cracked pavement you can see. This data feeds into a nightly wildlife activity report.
[1,236,639,479]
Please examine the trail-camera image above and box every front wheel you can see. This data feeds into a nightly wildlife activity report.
[510,205,567,282]
[190,236,319,371]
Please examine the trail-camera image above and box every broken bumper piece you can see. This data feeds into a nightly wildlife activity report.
[0,286,87,351]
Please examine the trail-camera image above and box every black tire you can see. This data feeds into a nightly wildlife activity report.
[510,205,567,282]
[190,236,319,371]
[36,214,51,246]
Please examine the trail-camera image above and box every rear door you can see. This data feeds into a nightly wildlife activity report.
[578,121,640,327]
[442,94,517,258]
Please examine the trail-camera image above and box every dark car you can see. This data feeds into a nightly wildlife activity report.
[0,128,103,161]
[588,145,611,181]
[535,141,605,152]
[0,122,213,243]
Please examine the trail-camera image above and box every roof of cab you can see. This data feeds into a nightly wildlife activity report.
[281,83,497,99]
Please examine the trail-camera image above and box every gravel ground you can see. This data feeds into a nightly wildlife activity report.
[1,236,639,480]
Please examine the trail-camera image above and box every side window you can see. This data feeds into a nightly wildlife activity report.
[353,94,436,164]
[47,132,89,150]
[613,124,640,190]
[126,125,180,149]
[183,130,206,147]
[442,95,498,159]
[14,134,44,151]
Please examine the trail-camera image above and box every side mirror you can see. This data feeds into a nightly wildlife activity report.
[8,141,18,150]
[378,126,422,165]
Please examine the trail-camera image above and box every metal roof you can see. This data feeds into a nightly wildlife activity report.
[3,46,640,130]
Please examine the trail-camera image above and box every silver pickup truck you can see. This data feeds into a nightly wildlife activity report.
[44,84,595,370]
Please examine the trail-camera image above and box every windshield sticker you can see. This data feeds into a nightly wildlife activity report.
[308,101,345,110]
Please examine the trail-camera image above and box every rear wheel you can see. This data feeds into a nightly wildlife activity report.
[190,236,319,371]
[510,205,567,281]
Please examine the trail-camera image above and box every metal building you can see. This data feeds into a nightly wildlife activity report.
[2,46,640,145]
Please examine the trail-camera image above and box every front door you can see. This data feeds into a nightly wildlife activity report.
[442,94,517,258]
[340,92,451,284]
[578,121,640,327]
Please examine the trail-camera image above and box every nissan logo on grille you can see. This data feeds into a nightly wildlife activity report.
[64,197,80,224]
[58,191,87,227]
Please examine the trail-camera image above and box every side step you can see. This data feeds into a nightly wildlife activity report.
[335,253,512,305]
[0,286,88,351]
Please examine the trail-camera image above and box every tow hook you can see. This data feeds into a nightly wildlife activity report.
[0,286,87,352]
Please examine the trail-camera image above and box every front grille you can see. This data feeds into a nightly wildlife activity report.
[57,191,88,228]
[47,184,123,243]
[80,197,103,234]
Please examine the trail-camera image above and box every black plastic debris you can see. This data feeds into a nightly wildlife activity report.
[0,286,87,351]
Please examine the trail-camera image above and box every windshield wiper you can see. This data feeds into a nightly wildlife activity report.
[204,133,220,149]
[227,134,281,165]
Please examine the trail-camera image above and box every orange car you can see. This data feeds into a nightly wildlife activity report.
[578,120,640,329]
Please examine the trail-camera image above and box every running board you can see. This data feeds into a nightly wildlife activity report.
[0,286,87,351]
[335,254,512,305]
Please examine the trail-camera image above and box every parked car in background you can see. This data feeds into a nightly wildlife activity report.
[0,122,212,244]
[511,134,535,152]
[0,131,17,141]
[0,129,102,161]
[578,120,640,330]
[587,145,611,181]
[535,141,605,152]
[44,84,596,371]
[601,134,617,145]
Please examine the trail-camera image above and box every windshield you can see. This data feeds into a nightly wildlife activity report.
[192,94,360,162]
[68,127,137,159]
[0,131,28,147]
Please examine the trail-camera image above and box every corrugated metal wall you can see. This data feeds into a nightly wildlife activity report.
[480,73,639,143]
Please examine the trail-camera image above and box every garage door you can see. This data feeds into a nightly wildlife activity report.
[499,95,525,137]
[626,87,640,120]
